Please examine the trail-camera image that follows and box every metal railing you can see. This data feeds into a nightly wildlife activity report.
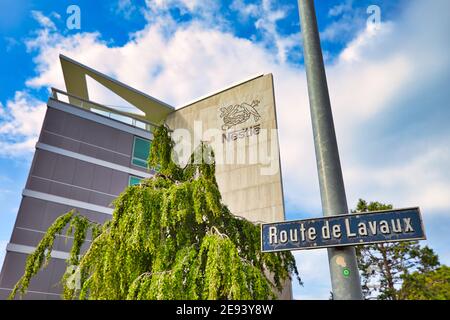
[50,87,159,132]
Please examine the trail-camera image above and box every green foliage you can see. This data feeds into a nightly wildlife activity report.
[10,126,300,300]
[399,265,450,300]
[354,199,440,300]
[147,125,182,180]
[9,210,100,299]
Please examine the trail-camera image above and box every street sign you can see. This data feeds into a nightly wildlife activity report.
[261,207,426,253]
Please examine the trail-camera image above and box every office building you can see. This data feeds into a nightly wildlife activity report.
[0,55,290,299]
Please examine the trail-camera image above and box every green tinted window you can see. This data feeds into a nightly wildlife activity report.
[129,176,142,186]
[132,137,151,168]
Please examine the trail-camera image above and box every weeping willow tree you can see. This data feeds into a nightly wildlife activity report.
[10,126,300,300]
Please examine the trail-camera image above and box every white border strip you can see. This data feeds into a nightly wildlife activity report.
[43,129,131,158]
[16,226,92,242]
[22,189,114,215]
[6,243,70,260]
[31,175,118,198]
[47,99,153,140]
[36,142,153,179]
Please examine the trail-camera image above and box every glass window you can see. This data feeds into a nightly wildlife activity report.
[132,136,151,168]
[129,176,143,186]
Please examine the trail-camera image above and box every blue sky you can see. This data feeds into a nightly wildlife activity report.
[0,0,449,299]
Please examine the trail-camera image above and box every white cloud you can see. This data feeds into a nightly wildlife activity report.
[0,91,46,136]
[328,1,353,17]
[144,0,220,20]
[31,10,56,30]
[230,0,259,20]
[4,37,20,52]
[345,145,450,212]
[233,0,300,64]
[321,0,366,44]
[153,0,210,12]
[0,91,46,157]
[115,0,137,19]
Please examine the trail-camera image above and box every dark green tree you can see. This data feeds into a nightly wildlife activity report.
[10,125,300,300]
[354,199,440,300]
[399,265,450,300]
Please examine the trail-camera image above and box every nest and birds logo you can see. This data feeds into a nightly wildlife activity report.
[219,100,261,130]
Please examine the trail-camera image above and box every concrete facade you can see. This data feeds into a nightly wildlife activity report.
[166,74,291,299]
[166,74,285,224]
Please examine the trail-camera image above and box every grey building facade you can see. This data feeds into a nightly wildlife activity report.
[0,97,156,299]
[0,55,292,299]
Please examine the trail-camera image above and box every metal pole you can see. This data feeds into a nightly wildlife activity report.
[297,0,363,300]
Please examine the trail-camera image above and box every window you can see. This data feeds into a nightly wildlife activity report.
[132,136,151,168]
[129,175,143,186]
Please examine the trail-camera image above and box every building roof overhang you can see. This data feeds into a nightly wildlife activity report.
[59,54,174,124]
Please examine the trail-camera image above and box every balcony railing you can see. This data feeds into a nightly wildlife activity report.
[50,87,159,132]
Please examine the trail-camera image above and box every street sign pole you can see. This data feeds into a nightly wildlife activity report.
[297,0,364,299]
